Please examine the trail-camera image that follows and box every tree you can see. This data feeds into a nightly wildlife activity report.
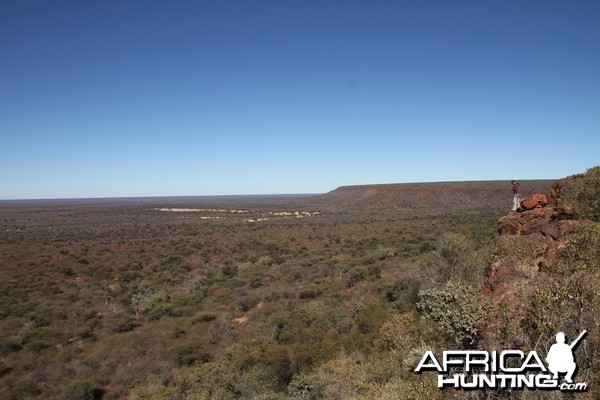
[418,233,479,285]
[417,281,488,345]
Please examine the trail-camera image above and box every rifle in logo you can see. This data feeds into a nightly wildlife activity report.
[546,330,586,383]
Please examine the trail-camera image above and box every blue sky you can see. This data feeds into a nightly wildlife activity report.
[1,0,599,199]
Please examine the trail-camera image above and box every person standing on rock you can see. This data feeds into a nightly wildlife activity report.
[511,180,521,211]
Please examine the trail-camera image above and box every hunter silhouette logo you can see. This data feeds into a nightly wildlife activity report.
[415,330,588,392]
[547,330,586,384]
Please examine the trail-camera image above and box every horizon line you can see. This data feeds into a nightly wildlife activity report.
[0,177,559,202]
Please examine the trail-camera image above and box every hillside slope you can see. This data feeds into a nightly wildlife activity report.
[317,180,554,214]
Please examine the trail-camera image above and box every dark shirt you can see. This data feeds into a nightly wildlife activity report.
[512,182,521,195]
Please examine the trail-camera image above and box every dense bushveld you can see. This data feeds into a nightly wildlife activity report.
[0,172,597,399]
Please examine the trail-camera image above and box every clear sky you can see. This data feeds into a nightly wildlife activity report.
[1,0,599,199]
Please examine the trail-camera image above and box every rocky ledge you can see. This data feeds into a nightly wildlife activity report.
[481,191,588,347]
[498,194,585,247]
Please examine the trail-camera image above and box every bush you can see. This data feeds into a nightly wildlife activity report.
[561,166,600,221]
[555,222,600,272]
[298,284,324,299]
[377,311,420,354]
[494,235,541,264]
[192,311,218,323]
[355,302,389,335]
[417,281,488,345]
[257,255,275,266]
[61,380,98,400]
[235,295,259,312]
[530,223,600,333]
[288,372,322,399]
[105,313,140,333]
[528,222,600,393]
[417,233,479,285]
[186,356,242,399]
[131,288,170,316]
[362,246,396,264]
[222,263,239,277]
[171,344,211,366]
[379,279,421,312]
[161,254,189,272]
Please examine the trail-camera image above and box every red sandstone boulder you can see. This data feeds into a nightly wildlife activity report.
[498,204,586,252]
[540,219,585,241]
[520,194,548,210]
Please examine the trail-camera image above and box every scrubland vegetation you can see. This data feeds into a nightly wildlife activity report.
[0,170,598,399]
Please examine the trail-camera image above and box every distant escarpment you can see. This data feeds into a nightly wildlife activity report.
[317,180,554,215]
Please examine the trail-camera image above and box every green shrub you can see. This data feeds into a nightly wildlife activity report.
[192,311,218,323]
[26,308,52,327]
[257,255,275,266]
[61,380,96,400]
[377,311,420,354]
[222,263,239,277]
[362,246,396,264]
[417,233,480,285]
[439,233,476,272]
[298,284,324,299]
[159,254,190,274]
[131,288,170,316]
[374,245,396,259]
[288,372,322,399]
[379,278,421,312]
[193,362,242,399]
[235,295,259,312]
[147,302,175,320]
[555,221,600,272]
[355,302,389,336]
[494,235,541,264]
[528,223,600,393]
[171,344,211,366]
[346,266,367,287]
[105,313,140,333]
[530,223,600,333]
[417,281,488,345]
[561,166,600,221]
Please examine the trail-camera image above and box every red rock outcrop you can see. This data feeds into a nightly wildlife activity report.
[484,256,539,304]
[520,194,548,210]
[481,192,587,347]
[498,197,583,245]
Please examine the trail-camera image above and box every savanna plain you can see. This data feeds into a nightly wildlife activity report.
[0,173,598,400]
